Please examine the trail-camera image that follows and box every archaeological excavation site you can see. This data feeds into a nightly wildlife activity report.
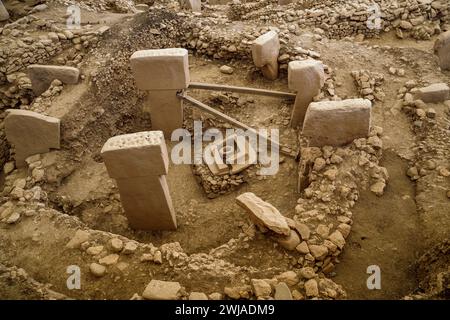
[0,0,449,303]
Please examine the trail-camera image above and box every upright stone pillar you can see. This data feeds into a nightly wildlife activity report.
[288,60,325,128]
[130,48,190,137]
[252,31,280,80]
[5,109,60,168]
[0,0,9,22]
[101,131,177,230]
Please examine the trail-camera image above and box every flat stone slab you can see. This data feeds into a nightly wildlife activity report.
[130,48,190,91]
[302,98,372,147]
[236,192,290,236]
[434,31,450,71]
[27,65,80,95]
[142,280,181,300]
[5,109,60,167]
[414,83,450,103]
[252,31,280,68]
[101,131,169,179]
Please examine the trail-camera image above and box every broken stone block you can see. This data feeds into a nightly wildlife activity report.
[251,279,272,298]
[130,48,190,91]
[434,31,450,71]
[27,65,80,95]
[302,98,372,147]
[0,0,9,21]
[288,60,325,127]
[274,282,293,300]
[101,131,169,179]
[5,109,60,168]
[414,83,450,103]
[236,192,290,236]
[142,280,181,300]
[274,229,301,250]
[252,31,280,80]
[101,131,176,231]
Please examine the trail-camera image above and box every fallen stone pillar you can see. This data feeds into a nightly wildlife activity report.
[302,98,372,147]
[130,48,190,137]
[0,0,9,22]
[27,65,80,95]
[5,109,60,168]
[101,131,177,230]
[414,83,449,103]
[434,31,450,71]
[288,60,325,128]
[252,31,280,80]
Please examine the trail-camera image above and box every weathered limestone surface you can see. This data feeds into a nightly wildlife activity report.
[142,280,181,300]
[252,31,280,80]
[130,48,190,91]
[101,131,169,179]
[5,109,60,167]
[101,131,177,230]
[434,31,450,71]
[236,192,290,236]
[288,60,325,128]
[145,90,184,137]
[0,0,9,22]
[27,65,80,95]
[302,98,372,147]
[414,83,450,103]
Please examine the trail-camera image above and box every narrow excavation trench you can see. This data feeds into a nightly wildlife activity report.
[334,151,422,299]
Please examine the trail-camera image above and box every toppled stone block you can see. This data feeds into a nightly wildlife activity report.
[302,99,372,147]
[142,280,181,300]
[252,31,280,80]
[288,60,325,127]
[414,83,450,103]
[236,192,290,236]
[101,131,169,179]
[5,109,60,167]
[0,0,9,21]
[434,31,450,71]
[130,48,190,90]
[27,65,80,95]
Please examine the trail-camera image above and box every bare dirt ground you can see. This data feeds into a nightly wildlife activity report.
[0,0,449,300]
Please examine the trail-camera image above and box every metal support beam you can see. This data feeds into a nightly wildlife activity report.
[178,93,298,158]
[188,82,296,100]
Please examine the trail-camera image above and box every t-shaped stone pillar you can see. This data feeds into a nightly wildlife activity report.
[130,48,190,137]
[434,31,450,71]
[0,0,9,22]
[101,131,177,231]
[5,109,60,168]
[252,31,280,80]
[288,60,325,128]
